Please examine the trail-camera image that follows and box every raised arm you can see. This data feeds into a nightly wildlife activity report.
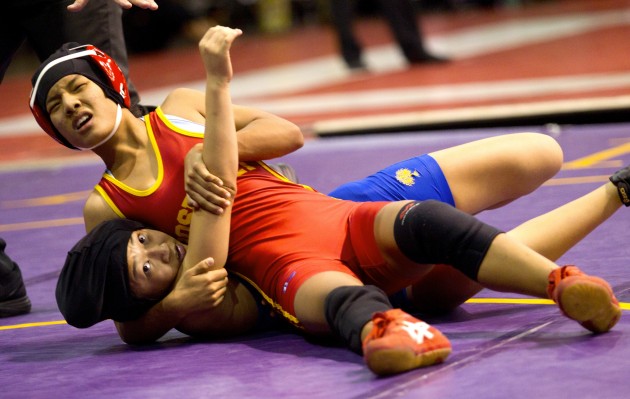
[182,26,240,270]
[114,27,249,344]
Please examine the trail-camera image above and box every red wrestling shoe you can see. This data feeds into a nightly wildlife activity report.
[362,309,451,376]
[547,265,621,333]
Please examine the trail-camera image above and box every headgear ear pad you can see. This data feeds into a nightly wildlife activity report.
[29,43,130,149]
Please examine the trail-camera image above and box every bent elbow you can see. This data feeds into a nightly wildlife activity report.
[288,124,305,151]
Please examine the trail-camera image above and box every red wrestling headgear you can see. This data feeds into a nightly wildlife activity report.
[29,43,130,149]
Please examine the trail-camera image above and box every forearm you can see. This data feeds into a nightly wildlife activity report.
[114,299,185,344]
[176,278,260,337]
[203,83,238,185]
[184,27,239,270]
[235,111,303,161]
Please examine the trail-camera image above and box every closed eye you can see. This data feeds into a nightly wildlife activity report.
[46,100,60,115]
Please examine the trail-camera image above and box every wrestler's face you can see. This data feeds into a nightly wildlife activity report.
[126,228,186,300]
[46,74,118,149]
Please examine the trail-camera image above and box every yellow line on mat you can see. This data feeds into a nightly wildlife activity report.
[0,320,67,330]
[2,300,629,331]
[468,297,630,310]
[0,217,83,233]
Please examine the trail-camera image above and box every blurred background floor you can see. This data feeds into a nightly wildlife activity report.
[2,0,630,169]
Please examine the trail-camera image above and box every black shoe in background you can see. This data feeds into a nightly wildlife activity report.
[407,52,450,65]
[0,239,31,317]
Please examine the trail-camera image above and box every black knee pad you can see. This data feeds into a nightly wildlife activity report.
[393,200,503,281]
[324,285,392,354]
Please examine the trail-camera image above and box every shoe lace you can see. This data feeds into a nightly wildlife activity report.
[547,265,582,299]
[365,312,391,342]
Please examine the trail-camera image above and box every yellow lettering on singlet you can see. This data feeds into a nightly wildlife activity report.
[175,225,190,244]
[237,162,256,176]
[175,196,192,243]
[174,162,257,243]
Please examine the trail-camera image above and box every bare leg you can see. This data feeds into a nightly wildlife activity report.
[293,271,364,335]
[406,132,564,313]
[407,136,625,312]
[406,182,623,312]
[476,233,621,333]
[430,132,563,214]
[374,201,620,333]
[375,202,553,299]
[507,183,621,261]
[475,233,555,297]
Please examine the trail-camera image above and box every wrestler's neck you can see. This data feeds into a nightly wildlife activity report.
[98,114,156,185]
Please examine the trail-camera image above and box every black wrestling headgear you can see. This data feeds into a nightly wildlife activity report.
[56,219,158,328]
[29,43,130,150]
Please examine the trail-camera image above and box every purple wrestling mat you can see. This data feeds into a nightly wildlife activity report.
[1,123,629,399]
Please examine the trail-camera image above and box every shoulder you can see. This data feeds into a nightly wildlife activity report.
[163,88,201,103]
[160,88,204,123]
[83,190,120,233]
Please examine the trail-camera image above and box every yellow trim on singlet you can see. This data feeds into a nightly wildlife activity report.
[99,112,165,197]
[94,185,126,218]
[154,107,205,138]
[257,161,317,192]
[232,272,302,328]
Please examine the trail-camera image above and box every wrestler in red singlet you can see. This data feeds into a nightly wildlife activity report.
[97,108,415,326]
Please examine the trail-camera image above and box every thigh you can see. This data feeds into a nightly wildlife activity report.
[367,201,437,289]
[0,29,25,82]
[430,133,562,214]
[62,0,124,54]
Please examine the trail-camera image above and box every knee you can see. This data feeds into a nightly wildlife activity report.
[504,133,563,191]
[393,200,503,280]
[519,133,563,178]
[529,133,563,176]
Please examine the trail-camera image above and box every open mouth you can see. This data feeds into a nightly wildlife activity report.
[175,244,186,262]
[74,114,92,130]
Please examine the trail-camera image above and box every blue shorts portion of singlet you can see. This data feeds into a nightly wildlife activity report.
[328,154,455,206]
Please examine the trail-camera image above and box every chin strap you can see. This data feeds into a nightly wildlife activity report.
[77,104,122,151]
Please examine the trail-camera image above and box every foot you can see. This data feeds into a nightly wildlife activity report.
[344,58,368,71]
[362,309,451,376]
[407,52,450,65]
[609,166,630,206]
[547,265,621,333]
[0,239,31,318]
